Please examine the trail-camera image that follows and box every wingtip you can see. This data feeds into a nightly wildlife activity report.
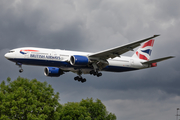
[154,34,160,37]
[170,56,175,58]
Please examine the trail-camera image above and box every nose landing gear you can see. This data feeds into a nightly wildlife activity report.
[16,62,23,73]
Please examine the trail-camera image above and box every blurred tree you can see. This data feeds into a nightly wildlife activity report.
[79,98,116,120]
[0,77,116,120]
[59,102,91,120]
[0,77,61,120]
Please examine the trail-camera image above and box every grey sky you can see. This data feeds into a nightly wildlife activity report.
[1,0,180,120]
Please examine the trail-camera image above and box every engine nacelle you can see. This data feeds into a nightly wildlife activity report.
[70,55,89,66]
[44,67,64,77]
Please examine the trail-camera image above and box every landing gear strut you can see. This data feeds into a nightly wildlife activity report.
[74,70,86,83]
[16,62,23,73]
[90,63,102,77]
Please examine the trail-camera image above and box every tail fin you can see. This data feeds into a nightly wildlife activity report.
[132,39,155,61]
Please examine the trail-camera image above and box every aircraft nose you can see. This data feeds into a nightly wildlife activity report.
[4,53,11,59]
[4,53,9,59]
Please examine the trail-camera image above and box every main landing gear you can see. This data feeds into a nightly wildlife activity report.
[74,76,86,83]
[89,70,102,77]
[90,63,102,77]
[74,70,86,83]
[16,62,23,73]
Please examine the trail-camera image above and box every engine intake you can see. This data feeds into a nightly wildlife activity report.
[44,67,64,77]
[70,55,89,66]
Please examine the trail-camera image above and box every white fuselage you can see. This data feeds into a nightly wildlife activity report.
[4,35,173,82]
[4,47,148,74]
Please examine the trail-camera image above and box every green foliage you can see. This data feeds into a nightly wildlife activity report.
[79,98,116,120]
[0,77,116,120]
[59,102,91,120]
[0,77,61,120]
[59,98,116,120]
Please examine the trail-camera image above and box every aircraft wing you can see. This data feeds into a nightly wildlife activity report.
[89,35,160,60]
[142,56,175,64]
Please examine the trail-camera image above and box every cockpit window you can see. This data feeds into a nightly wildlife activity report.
[9,51,15,53]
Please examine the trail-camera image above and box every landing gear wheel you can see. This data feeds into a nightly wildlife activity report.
[78,78,81,82]
[90,70,102,77]
[81,78,86,83]
[74,76,79,80]
[90,70,95,75]
[75,69,87,83]
[19,69,23,73]
[74,76,86,83]
[97,73,102,77]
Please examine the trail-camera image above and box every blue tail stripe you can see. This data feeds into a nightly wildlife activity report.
[141,49,152,55]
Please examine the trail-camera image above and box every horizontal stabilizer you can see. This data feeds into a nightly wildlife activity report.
[142,56,175,64]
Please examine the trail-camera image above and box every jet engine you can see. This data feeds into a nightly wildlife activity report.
[44,67,64,77]
[70,55,89,66]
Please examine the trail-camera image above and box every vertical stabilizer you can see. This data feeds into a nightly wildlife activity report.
[132,39,155,61]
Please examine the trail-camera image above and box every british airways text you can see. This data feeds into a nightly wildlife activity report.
[30,54,61,60]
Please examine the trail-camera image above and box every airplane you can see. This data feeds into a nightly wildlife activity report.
[4,35,174,83]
